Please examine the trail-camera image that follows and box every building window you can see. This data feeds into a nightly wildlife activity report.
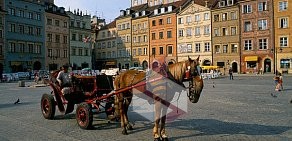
[279,1,288,11]
[167,17,171,24]
[204,13,210,20]
[258,1,267,11]
[230,11,237,20]
[55,20,60,26]
[47,19,52,25]
[204,25,210,35]
[186,28,192,36]
[138,48,142,55]
[214,28,219,36]
[79,49,82,56]
[133,49,136,56]
[143,48,147,55]
[178,18,183,24]
[204,42,210,52]
[223,45,228,53]
[10,24,16,32]
[222,27,227,36]
[231,44,237,53]
[9,8,15,16]
[280,59,290,69]
[187,44,192,52]
[159,47,163,55]
[48,34,52,42]
[107,42,111,48]
[214,14,219,22]
[244,21,252,32]
[55,35,60,43]
[28,26,33,35]
[243,5,252,13]
[186,16,191,23]
[195,43,201,52]
[63,36,68,44]
[244,40,252,50]
[247,61,257,69]
[215,45,220,53]
[9,42,16,53]
[72,48,76,56]
[28,44,33,53]
[35,45,41,54]
[159,32,163,39]
[280,37,288,47]
[231,27,236,35]
[222,13,227,21]
[279,17,288,28]
[195,15,200,22]
[167,46,172,54]
[152,33,156,40]
[167,31,172,38]
[258,19,267,30]
[19,25,24,34]
[178,29,184,37]
[36,27,41,36]
[64,50,68,58]
[72,34,76,41]
[195,27,200,36]
[152,20,156,26]
[19,43,25,53]
[259,38,267,50]
[152,47,156,55]
[159,19,163,25]
[48,49,52,57]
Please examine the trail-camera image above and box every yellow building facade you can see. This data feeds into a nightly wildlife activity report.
[274,0,292,74]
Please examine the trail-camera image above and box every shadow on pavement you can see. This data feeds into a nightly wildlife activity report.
[169,119,291,140]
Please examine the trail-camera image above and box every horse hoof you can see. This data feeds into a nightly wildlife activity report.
[126,124,133,130]
[154,137,161,141]
[122,129,128,135]
[161,137,168,141]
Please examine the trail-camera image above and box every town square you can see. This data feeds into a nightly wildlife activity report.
[0,74,292,141]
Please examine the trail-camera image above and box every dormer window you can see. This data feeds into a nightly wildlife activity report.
[142,11,146,16]
[161,7,165,13]
[135,12,139,17]
[154,9,158,15]
[120,10,125,16]
[126,9,130,15]
[219,0,226,7]
[168,6,173,12]
[227,0,234,6]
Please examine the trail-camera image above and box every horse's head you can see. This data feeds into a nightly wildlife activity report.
[186,56,203,103]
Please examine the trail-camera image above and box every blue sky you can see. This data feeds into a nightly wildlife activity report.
[54,0,131,23]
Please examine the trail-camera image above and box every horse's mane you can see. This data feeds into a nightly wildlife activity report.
[166,60,189,85]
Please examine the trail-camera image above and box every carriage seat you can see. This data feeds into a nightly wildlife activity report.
[95,75,114,96]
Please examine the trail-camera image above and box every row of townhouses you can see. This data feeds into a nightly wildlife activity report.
[0,0,291,75]
[95,0,292,74]
[0,0,92,73]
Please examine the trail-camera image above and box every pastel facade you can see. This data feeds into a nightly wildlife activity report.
[66,10,92,69]
[274,0,292,74]
[177,0,212,65]
[95,20,118,70]
[45,3,69,71]
[211,0,241,74]
[0,0,5,72]
[239,0,274,74]
[4,0,46,72]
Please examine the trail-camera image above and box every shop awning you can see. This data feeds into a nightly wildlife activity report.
[245,56,258,61]
[106,61,116,65]
[201,66,219,70]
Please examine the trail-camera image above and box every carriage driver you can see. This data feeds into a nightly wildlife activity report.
[57,64,73,95]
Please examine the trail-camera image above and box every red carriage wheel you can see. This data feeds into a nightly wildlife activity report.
[76,102,93,129]
[41,94,56,119]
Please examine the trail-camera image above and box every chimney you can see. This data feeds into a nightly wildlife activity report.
[205,1,208,7]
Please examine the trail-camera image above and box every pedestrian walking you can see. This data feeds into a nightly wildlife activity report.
[274,73,280,91]
[229,67,233,80]
[278,73,283,90]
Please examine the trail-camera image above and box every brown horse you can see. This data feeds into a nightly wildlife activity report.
[113,56,204,140]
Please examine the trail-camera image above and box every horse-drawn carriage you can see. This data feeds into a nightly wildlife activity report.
[41,57,204,141]
[41,72,117,129]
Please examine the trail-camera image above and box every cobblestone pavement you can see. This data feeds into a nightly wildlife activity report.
[0,75,292,141]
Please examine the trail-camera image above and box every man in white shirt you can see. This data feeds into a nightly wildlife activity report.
[57,65,72,95]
